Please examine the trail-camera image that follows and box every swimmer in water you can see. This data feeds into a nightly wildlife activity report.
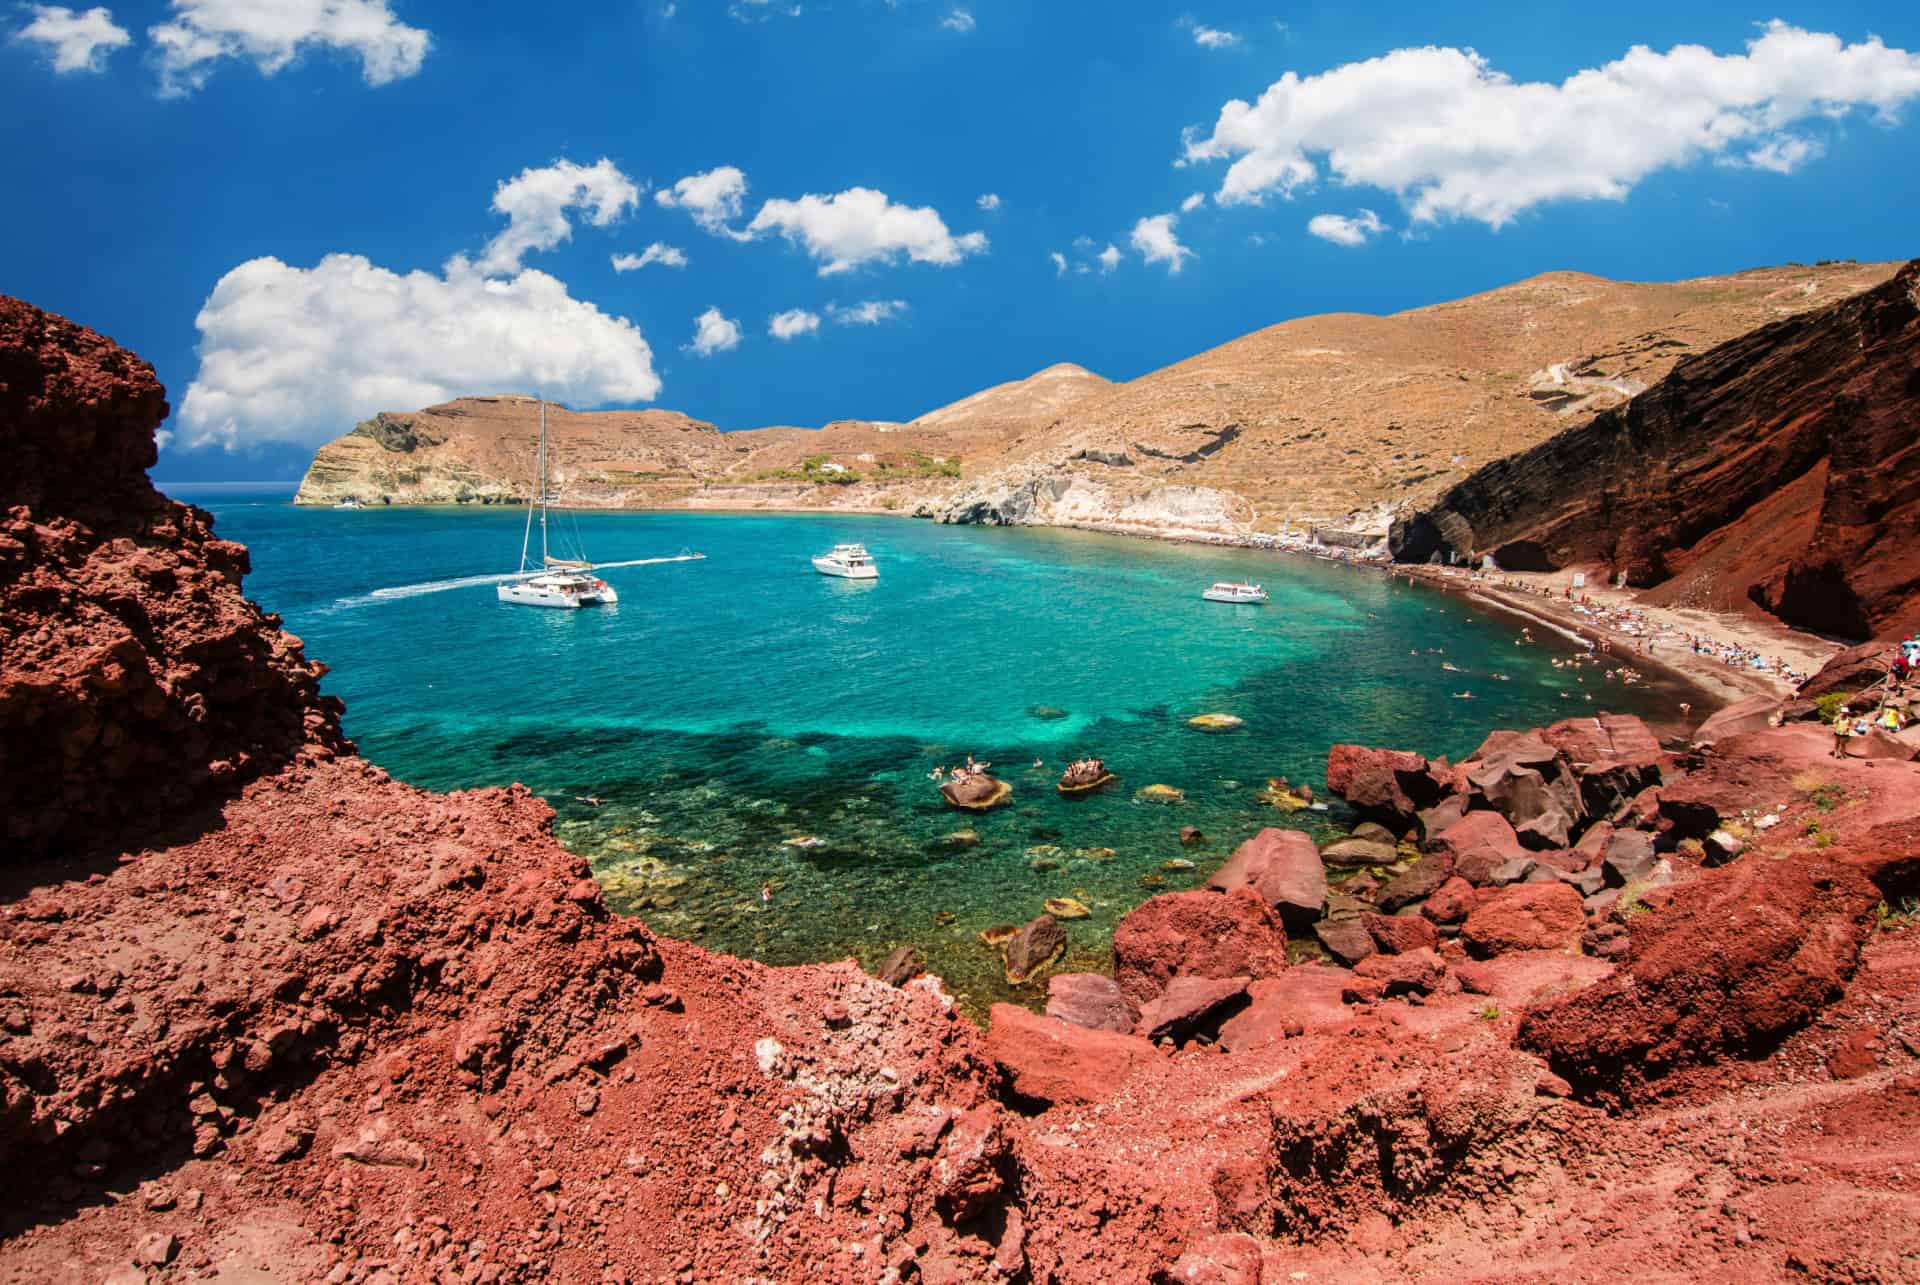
[761,883,772,905]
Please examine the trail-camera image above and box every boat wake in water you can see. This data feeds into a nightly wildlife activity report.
[333,553,705,609]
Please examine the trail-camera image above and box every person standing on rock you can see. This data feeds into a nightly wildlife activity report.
[1832,710,1853,759]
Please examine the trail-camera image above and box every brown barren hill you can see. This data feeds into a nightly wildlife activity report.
[939,260,1903,534]
[1391,258,1920,641]
[293,261,1901,539]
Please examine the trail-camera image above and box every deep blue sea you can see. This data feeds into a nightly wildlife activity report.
[171,485,1682,1012]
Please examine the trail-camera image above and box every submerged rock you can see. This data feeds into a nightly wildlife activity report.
[1136,784,1185,804]
[1043,897,1091,920]
[876,946,924,987]
[1187,713,1245,733]
[1003,914,1067,984]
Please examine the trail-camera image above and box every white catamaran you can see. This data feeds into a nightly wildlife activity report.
[498,400,619,609]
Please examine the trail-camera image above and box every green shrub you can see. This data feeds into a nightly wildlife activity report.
[1814,692,1854,722]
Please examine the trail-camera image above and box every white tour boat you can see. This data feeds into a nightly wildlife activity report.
[1203,581,1269,604]
[334,497,364,510]
[498,400,619,609]
[812,543,879,579]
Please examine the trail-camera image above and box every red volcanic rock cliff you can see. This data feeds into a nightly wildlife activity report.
[0,296,346,860]
[8,295,1920,1282]
[1391,259,1920,640]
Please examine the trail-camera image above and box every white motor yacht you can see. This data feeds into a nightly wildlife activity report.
[813,543,879,579]
[1203,581,1268,604]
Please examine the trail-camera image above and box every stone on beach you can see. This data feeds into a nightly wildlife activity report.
[1319,836,1399,866]
[985,1004,1156,1108]
[1377,855,1455,913]
[1312,917,1376,966]
[1045,973,1138,1033]
[1428,811,1530,886]
[1112,889,1289,1005]
[1133,974,1252,1044]
[1205,828,1327,928]
[1325,744,1442,826]
[1461,882,1585,957]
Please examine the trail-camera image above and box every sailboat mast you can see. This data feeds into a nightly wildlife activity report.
[515,396,537,575]
[536,399,550,565]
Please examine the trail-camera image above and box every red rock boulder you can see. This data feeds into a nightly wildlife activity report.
[1112,889,1288,1005]
[1461,883,1584,956]
[1518,855,1881,1102]
[1361,911,1439,955]
[1324,744,1442,826]
[985,1004,1157,1108]
[1206,828,1327,927]
[1428,811,1530,885]
[1045,973,1138,1033]
[1134,975,1252,1044]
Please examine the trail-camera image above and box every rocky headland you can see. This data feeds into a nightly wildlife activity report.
[1391,259,1920,641]
[10,295,1920,1282]
[294,261,1900,546]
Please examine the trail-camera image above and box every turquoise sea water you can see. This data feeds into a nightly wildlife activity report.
[180,488,1682,1013]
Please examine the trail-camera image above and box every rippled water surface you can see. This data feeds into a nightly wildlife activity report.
[182,489,1681,1014]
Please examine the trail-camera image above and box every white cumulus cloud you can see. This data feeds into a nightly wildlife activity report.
[768,308,820,340]
[941,7,974,33]
[1307,208,1386,246]
[1049,251,1067,276]
[830,299,907,326]
[1130,213,1193,273]
[686,306,742,356]
[656,165,750,235]
[612,242,689,272]
[469,158,640,277]
[1096,244,1122,273]
[746,187,987,275]
[1180,191,1206,212]
[13,5,129,73]
[1743,135,1823,173]
[977,192,1001,211]
[149,0,430,98]
[1191,24,1239,49]
[176,254,660,451]
[1183,21,1920,227]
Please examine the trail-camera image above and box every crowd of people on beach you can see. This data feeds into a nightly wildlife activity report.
[1459,575,1813,686]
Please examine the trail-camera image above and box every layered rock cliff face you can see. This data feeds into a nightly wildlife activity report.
[0,297,344,861]
[1389,260,1920,640]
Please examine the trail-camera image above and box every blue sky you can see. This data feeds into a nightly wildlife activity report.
[4,1,1917,483]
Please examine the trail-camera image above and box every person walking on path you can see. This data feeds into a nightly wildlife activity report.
[1832,711,1853,759]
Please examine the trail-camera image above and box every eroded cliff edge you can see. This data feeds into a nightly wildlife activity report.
[1391,259,1920,641]
[7,296,1920,1283]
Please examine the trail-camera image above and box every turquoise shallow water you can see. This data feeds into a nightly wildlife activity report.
[182,489,1681,1013]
